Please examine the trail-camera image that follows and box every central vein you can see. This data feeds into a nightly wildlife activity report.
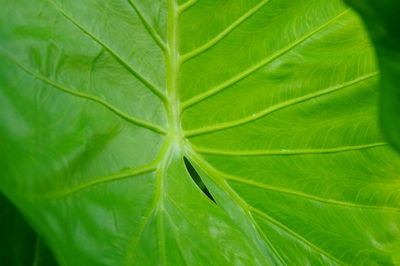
[166,0,182,145]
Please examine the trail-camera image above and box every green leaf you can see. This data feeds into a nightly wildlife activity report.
[1,0,400,265]
[344,0,400,152]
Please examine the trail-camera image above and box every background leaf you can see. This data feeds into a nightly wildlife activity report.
[345,0,400,152]
[0,193,57,266]
[1,0,400,265]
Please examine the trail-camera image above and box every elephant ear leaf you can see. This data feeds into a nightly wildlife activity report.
[1,0,400,265]
[345,0,400,152]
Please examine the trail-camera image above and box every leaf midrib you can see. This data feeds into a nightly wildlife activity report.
[123,1,185,264]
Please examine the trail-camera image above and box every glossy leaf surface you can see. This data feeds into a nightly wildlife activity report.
[345,0,400,152]
[1,0,400,265]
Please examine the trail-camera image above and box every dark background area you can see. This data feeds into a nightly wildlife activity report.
[0,193,57,266]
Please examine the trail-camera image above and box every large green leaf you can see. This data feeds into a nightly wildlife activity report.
[1,0,400,265]
[345,0,400,152]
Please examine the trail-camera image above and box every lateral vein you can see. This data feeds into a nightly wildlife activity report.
[124,207,158,265]
[178,0,200,14]
[226,175,400,212]
[126,0,167,52]
[39,163,157,198]
[48,0,167,102]
[188,151,395,265]
[185,72,378,137]
[5,55,167,135]
[189,148,399,212]
[124,139,173,265]
[163,210,190,266]
[250,208,348,265]
[186,151,292,264]
[180,0,272,63]
[181,9,351,110]
[193,142,388,156]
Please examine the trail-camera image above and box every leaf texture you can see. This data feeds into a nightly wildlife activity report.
[0,0,400,265]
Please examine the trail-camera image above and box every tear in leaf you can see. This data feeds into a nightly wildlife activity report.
[183,157,216,203]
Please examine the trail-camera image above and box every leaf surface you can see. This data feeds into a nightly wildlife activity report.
[0,0,400,265]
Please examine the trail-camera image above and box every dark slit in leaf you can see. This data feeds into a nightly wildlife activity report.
[183,157,216,203]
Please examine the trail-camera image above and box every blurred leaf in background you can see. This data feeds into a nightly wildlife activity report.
[0,193,57,266]
[346,0,400,152]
